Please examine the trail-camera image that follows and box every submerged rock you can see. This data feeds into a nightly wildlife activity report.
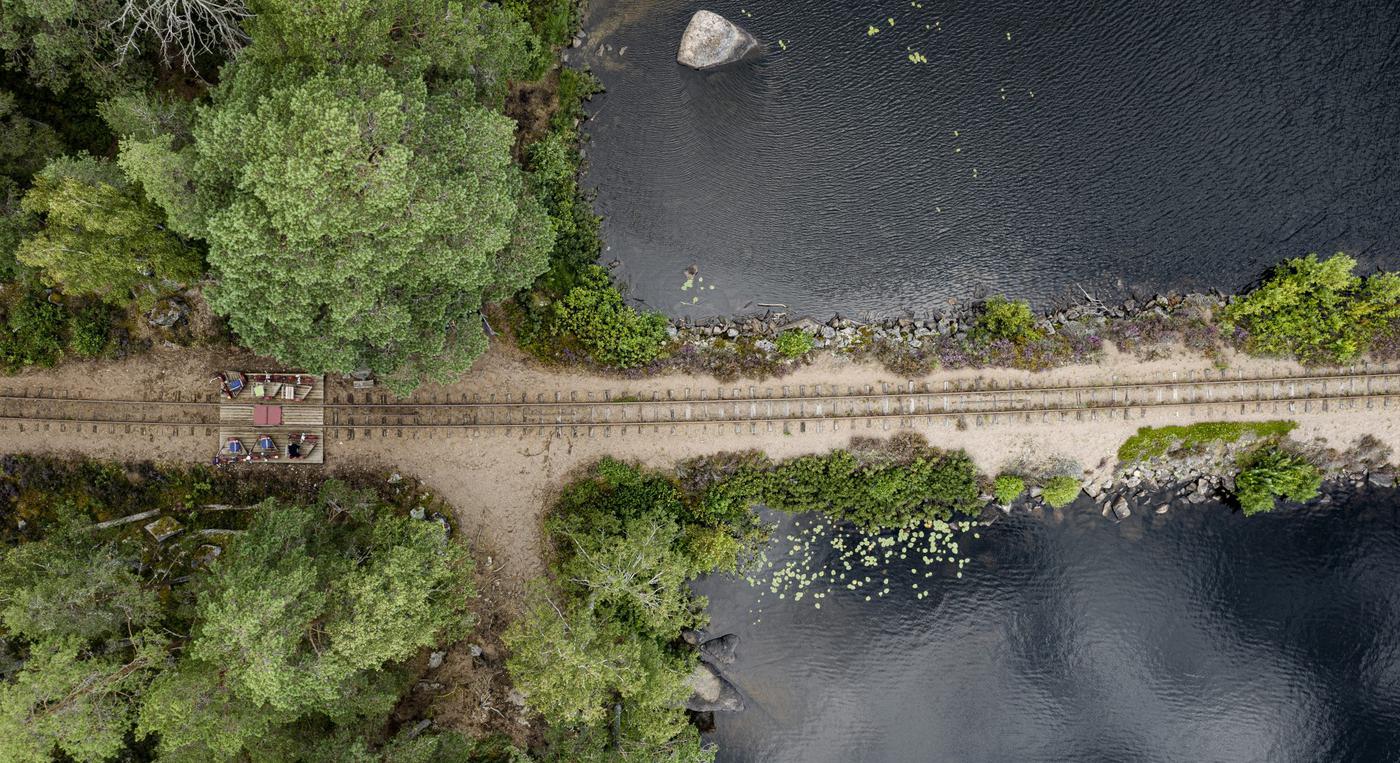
[686,662,721,704]
[700,633,739,665]
[677,10,760,70]
[684,663,745,712]
[1111,496,1131,521]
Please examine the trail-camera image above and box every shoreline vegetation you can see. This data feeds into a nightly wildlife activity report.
[502,425,1397,760]
[1,429,1394,761]
[512,252,1400,383]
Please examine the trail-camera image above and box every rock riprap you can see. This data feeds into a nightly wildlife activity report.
[677,10,760,69]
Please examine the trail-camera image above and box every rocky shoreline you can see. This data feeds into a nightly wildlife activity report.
[667,291,1223,347]
[625,290,1229,381]
[996,433,1396,522]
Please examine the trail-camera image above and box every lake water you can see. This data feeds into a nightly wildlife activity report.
[579,0,1400,318]
[693,490,1400,762]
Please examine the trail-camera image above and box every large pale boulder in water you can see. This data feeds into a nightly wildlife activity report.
[683,663,745,711]
[677,10,760,69]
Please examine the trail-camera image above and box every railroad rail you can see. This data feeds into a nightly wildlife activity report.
[0,366,1396,441]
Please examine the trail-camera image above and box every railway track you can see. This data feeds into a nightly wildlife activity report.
[1,366,1397,440]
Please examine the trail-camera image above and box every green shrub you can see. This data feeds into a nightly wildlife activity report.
[972,296,1042,345]
[551,67,602,134]
[699,437,982,531]
[545,265,669,368]
[525,130,602,288]
[993,474,1025,505]
[67,303,112,358]
[1234,447,1323,516]
[1118,421,1297,463]
[504,0,577,49]
[775,329,814,359]
[1040,475,1081,508]
[0,293,65,371]
[1224,253,1400,363]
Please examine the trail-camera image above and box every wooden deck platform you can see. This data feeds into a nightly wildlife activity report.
[217,373,325,464]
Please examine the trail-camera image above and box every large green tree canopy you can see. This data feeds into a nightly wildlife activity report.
[17,154,199,306]
[121,0,552,391]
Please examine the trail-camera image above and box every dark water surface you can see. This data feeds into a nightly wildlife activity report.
[693,492,1400,762]
[580,0,1400,318]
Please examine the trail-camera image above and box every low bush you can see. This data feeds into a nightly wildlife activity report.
[1234,446,1323,516]
[505,0,577,49]
[542,265,669,368]
[0,292,64,371]
[1103,311,1223,359]
[66,302,112,358]
[993,474,1025,505]
[524,123,601,289]
[1040,475,1081,508]
[972,296,1042,345]
[1118,421,1297,463]
[775,329,814,359]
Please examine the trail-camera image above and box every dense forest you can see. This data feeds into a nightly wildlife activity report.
[0,0,634,393]
[0,457,535,762]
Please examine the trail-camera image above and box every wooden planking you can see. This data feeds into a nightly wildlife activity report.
[219,406,322,426]
[283,407,324,426]
[220,405,252,423]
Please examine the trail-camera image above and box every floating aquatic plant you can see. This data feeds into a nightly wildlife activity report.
[743,515,983,616]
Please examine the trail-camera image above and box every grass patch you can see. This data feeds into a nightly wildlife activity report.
[1118,421,1297,463]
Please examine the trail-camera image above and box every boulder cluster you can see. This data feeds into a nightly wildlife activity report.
[664,291,1229,355]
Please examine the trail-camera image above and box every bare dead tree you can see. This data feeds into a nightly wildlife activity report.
[111,0,252,71]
